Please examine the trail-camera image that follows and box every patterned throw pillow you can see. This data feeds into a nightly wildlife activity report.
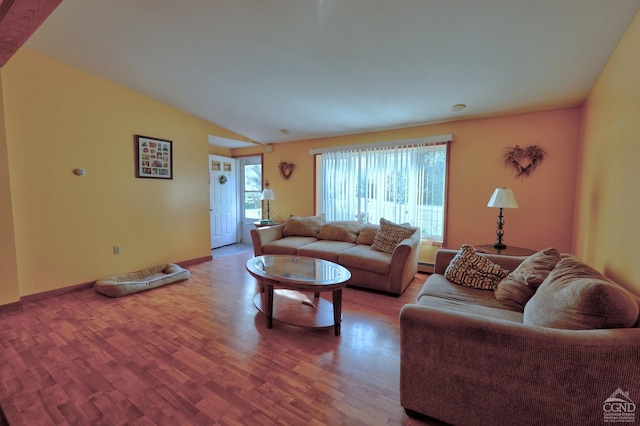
[445,244,509,290]
[371,218,418,253]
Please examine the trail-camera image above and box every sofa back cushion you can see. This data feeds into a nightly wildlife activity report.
[356,225,379,245]
[317,221,362,243]
[283,214,326,237]
[494,247,561,310]
[523,256,639,329]
[444,244,508,290]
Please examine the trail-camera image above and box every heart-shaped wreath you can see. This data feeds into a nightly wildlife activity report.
[503,145,547,177]
[278,161,295,179]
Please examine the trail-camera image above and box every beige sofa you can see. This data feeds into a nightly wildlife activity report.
[400,247,640,426]
[250,215,420,295]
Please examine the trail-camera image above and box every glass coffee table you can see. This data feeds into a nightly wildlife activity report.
[246,255,351,336]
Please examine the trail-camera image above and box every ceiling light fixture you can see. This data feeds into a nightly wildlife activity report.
[280,129,290,135]
[451,104,466,112]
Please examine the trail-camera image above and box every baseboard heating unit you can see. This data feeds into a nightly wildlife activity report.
[418,261,434,274]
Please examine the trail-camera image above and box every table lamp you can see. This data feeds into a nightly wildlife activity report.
[487,188,519,250]
[260,181,275,223]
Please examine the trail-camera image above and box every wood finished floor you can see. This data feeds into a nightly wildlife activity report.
[0,248,444,425]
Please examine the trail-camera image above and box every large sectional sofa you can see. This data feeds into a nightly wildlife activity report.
[400,246,640,425]
[250,215,420,295]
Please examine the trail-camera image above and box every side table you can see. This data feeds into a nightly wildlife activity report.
[474,244,536,257]
[253,221,281,228]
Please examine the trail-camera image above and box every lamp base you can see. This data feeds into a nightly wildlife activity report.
[493,242,507,250]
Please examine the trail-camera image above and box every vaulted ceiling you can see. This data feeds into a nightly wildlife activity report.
[19,1,640,146]
[0,0,62,66]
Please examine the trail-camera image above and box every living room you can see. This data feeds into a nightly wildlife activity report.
[0,1,639,424]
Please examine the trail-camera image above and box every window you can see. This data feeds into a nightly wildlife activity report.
[239,157,262,221]
[313,135,450,245]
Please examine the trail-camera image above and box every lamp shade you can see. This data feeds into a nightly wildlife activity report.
[487,188,518,209]
[260,188,275,201]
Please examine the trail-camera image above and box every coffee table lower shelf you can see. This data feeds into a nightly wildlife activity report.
[253,290,342,331]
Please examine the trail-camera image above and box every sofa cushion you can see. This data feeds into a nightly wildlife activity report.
[419,274,520,313]
[282,214,326,237]
[298,240,356,262]
[372,218,418,254]
[339,245,391,274]
[418,292,524,323]
[444,244,508,290]
[494,247,561,310]
[317,221,361,243]
[524,256,640,330]
[356,224,379,245]
[262,236,317,255]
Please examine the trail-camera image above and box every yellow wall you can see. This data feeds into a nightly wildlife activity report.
[0,72,20,305]
[209,145,233,156]
[1,47,245,300]
[576,11,640,295]
[235,107,582,264]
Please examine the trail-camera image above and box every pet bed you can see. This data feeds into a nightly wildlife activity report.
[94,263,190,297]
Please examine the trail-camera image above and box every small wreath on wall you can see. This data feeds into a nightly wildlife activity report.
[219,175,228,184]
[278,161,295,179]
[503,145,547,177]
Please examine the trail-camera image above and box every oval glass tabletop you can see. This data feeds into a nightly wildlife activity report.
[246,255,350,285]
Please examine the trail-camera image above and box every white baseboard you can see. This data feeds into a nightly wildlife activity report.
[418,261,434,274]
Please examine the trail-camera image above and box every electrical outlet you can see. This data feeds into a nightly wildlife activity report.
[113,245,120,255]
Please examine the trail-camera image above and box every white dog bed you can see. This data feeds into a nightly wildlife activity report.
[94,263,190,297]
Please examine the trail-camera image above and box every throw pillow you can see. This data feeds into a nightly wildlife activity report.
[523,256,639,330]
[444,244,509,290]
[371,218,418,253]
[317,221,362,243]
[282,214,326,237]
[494,247,562,310]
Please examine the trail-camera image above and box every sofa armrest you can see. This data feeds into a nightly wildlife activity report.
[250,224,285,256]
[399,304,640,425]
[434,248,527,274]
[387,234,420,294]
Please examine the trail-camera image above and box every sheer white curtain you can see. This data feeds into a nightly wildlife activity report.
[318,139,448,245]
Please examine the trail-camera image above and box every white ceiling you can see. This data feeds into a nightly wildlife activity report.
[26,0,640,147]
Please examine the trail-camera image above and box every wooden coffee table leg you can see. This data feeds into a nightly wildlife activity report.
[266,283,274,329]
[332,288,343,336]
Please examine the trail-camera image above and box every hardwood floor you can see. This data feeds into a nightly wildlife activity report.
[0,249,445,425]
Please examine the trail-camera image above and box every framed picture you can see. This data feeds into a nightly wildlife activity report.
[223,162,232,172]
[211,160,221,171]
[134,135,173,179]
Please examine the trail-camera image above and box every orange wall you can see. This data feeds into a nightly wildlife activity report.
[576,11,640,295]
[0,47,245,301]
[235,107,582,263]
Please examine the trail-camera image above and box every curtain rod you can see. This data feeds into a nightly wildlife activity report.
[308,134,453,155]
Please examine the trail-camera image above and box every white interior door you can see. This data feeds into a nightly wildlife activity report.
[209,155,238,249]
